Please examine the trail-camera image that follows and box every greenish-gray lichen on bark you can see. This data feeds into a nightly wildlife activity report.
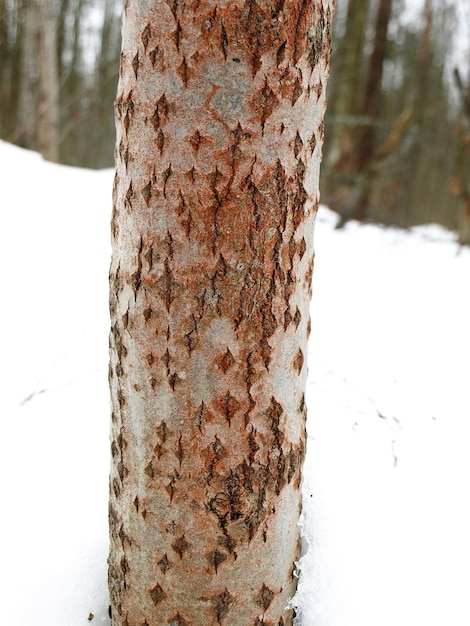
[109,1,334,624]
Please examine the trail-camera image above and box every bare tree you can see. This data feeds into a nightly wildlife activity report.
[36,0,60,161]
[108,0,334,624]
[16,0,39,149]
[326,0,370,171]
[355,0,393,172]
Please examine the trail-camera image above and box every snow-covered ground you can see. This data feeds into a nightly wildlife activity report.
[0,139,469,625]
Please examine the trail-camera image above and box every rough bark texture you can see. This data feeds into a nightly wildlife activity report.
[109,1,333,624]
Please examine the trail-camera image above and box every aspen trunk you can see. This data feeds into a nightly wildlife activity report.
[109,1,333,624]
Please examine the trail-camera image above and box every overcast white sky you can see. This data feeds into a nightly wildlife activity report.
[403,0,469,71]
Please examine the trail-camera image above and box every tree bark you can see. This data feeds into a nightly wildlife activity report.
[108,1,333,624]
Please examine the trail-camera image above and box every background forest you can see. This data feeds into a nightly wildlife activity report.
[0,0,469,240]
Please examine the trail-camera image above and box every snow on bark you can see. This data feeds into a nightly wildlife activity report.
[109,1,333,624]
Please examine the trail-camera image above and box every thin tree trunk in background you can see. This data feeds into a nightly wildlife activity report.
[407,0,434,223]
[37,0,60,162]
[0,0,9,133]
[93,0,120,168]
[453,68,470,244]
[57,0,71,83]
[108,1,334,624]
[16,0,39,149]
[326,0,369,170]
[355,0,393,172]
[0,0,23,138]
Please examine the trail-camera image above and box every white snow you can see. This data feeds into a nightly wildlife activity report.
[0,139,469,625]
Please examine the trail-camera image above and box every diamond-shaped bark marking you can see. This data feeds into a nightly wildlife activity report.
[202,436,227,481]
[132,52,140,79]
[308,131,317,154]
[144,460,156,479]
[154,442,164,459]
[219,348,234,374]
[158,92,169,117]
[195,401,213,432]
[173,20,182,52]
[157,128,164,154]
[292,75,302,106]
[185,166,196,183]
[156,421,168,443]
[284,309,292,330]
[294,130,303,158]
[276,40,286,66]
[177,56,190,87]
[206,548,228,573]
[293,348,304,375]
[141,23,151,50]
[259,337,272,370]
[162,164,173,198]
[166,470,180,501]
[157,553,170,574]
[150,106,161,131]
[150,583,166,605]
[212,588,233,623]
[168,613,190,626]
[189,128,200,151]
[287,444,298,484]
[161,348,170,371]
[175,433,183,467]
[156,260,176,311]
[125,181,133,207]
[266,397,284,449]
[141,181,152,206]
[171,534,189,559]
[181,211,193,240]
[256,583,276,611]
[293,307,302,329]
[259,78,278,132]
[220,391,240,426]
[168,371,179,391]
[220,20,228,60]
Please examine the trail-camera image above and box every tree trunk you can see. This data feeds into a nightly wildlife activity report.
[16,0,39,149]
[108,1,333,624]
[355,0,393,173]
[36,0,60,162]
[325,0,370,171]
